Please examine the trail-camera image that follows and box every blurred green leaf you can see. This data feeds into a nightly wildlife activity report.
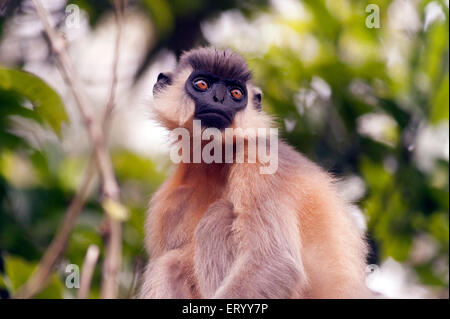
[431,75,449,123]
[0,67,68,135]
[102,198,129,221]
[112,150,166,187]
[4,255,35,292]
[2,255,63,298]
[142,0,174,35]
[0,274,7,289]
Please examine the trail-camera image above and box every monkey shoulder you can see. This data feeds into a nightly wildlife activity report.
[262,140,335,188]
[284,140,340,181]
[254,140,342,210]
[277,141,349,219]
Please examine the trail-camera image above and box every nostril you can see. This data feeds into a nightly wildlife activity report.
[213,96,225,104]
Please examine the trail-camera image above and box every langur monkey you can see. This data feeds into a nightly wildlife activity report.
[140,47,370,299]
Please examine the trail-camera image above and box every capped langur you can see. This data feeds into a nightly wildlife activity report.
[140,47,370,299]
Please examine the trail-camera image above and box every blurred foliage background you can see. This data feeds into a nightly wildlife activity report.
[0,0,448,298]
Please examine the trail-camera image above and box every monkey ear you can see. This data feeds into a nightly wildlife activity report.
[157,72,172,83]
[252,87,263,111]
[153,72,173,95]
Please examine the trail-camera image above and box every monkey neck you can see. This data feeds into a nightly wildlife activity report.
[172,136,269,187]
[172,162,230,207]
[186,136,265,164]
[177,162,230,184]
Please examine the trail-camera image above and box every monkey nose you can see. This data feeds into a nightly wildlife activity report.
[213,87,226,103]
[213,95,224,103]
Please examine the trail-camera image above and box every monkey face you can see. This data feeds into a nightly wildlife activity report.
[151,48,266,132]
[184,71,248,130]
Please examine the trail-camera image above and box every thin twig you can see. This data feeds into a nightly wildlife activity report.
[78,244,100,299]
[101,218,122,298]
[14,154,97,299]
[99,0,125,299]
[31,0,120,201]
[101,0,124,134]
[14,0,124,299]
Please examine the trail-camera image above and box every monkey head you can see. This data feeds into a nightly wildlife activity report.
[152,47,270,132]
[183,69,248,130]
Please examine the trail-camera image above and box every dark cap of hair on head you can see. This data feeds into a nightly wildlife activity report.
[178,47,252,82]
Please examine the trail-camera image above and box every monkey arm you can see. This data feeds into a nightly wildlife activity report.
[139,248,197,299]
[211,194,307,299]
[193,200,237,298]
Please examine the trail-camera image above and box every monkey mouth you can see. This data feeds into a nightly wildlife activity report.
[195,108,232,129]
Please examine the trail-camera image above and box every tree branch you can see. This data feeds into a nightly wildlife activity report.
[101,218,122,298]
[14,154,97,299]
[101,0,124,134]
[31,0,120,200]
[78,245,100,299]
[99,0,125,299]
[14,0,125,299]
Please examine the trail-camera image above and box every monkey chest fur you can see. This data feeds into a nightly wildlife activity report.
[147,163,230,256]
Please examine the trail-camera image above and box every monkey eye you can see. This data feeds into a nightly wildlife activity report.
[193,79,209,91]
[230,88,243,100]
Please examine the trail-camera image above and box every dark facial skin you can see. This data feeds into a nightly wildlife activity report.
[154,70,261,129]
[184,71,248,130]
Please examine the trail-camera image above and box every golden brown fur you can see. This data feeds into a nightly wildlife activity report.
[140,47,369,299]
